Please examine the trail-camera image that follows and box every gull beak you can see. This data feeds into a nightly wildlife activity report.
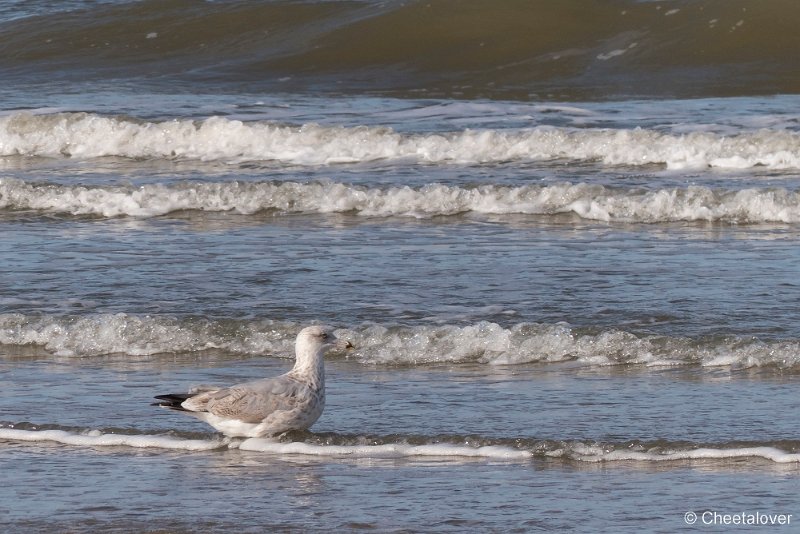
[336,338,355,351]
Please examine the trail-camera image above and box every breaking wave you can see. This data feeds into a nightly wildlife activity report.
[3,177,800,223]
[2,313,800,370]
[3,112,800,169]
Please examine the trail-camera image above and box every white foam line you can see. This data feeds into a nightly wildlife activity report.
[0,427,530,460]
[238,438,533,460]
[572,447,800,464]
[3,428,797,464]
[0,428,225,451]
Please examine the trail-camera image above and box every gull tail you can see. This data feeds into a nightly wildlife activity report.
[152,393,195,411]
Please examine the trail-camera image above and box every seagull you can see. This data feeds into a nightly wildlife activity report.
[153,325,352,438]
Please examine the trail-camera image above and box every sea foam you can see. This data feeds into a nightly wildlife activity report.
[0,427,224,451]
[3,112,800,169]
[0,313,295,358]
[3,313,800,370]
[237,438,532,460]
[0,427,529,460]
[2,178,800,223]
[562,443,800,464]
[2,427,797,464]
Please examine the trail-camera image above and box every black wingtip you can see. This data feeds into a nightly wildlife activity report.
[154,393,194,402]
[152,392,194,411]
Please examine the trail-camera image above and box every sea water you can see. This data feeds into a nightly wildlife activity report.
[2,1,800,532]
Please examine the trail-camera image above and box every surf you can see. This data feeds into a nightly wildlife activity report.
[4,112,800,169]
[3,425,799,465]
[3,176,800,224]
[3,313,800,370]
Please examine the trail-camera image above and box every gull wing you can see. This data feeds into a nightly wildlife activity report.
[199,375,310,424]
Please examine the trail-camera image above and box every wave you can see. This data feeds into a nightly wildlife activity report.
[0,427,224,452]
[4,112,800,169]
[3,177,800,223]
[2,0,800,99]
[2,425,799,464]
[2,313,800,370]
[0,313,297,358]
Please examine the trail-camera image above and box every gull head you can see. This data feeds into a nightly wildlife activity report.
[297,325,353,355]
[292,325,353,379]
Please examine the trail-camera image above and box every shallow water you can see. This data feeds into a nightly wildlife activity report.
[4,93,800,529]
[2,359,800,532]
